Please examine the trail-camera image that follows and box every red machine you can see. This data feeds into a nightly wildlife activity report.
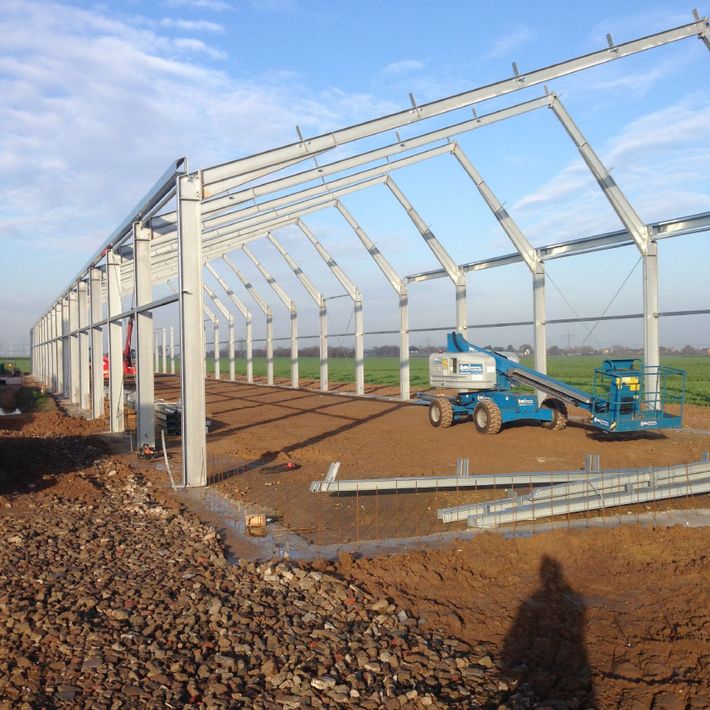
[103,316,136,378]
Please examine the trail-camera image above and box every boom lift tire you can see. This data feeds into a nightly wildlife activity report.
[429,398,454,428]
[473,400,502,435]
[541,398,568,431]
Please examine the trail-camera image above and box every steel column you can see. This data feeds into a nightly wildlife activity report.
[44,318,50,386]
[161,327,167,374]
[550,96,658,394]
[78,281,90,411]
[133,221,155,451]
[106,252,125,432]
[177,172,207,487]
[89,267,104,419]
[203,283,235,381]
[53,303,62,393]
[61,298,70,398]
[335,201,410,400]
[386,178,467,333]
[204,263,253,383]
[297,219,365,395]
[267,233,329,392]
[68,290,80,403]
[644,241,660,406]
[533,264,547,377]
[223,254,274,385]
[170,326,175,375]
[242,245,299,388]
[204,303,220,379]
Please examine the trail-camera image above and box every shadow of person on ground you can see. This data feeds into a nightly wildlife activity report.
[501,555,596,709]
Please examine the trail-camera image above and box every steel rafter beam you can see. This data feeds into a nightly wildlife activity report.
[223,253,275,385]
[242,244,299,387]
[335,200,410,400]
[200,18,708,195]
[267,232,329,391]
[404,211,710,284]
[205,262,254,383]
[297,218,365,396]
[198,95,554,218]
[386,177,468,333]
[549,95,649,252]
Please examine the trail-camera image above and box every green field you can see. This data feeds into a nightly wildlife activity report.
[213,354,710,407]
[0,357,30,374]
[12,353,709,406]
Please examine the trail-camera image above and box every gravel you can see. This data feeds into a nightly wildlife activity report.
[0,460,516,709]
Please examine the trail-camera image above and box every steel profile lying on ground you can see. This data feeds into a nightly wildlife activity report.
[467,478,710,528]
[311,458,606,494]
[437,457,710,525]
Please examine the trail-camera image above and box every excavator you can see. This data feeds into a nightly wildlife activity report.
[103,316,136,378]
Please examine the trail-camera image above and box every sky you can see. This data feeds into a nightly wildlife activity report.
[1,0,709,355]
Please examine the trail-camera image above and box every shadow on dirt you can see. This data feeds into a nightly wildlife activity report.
[0,433,106,497]
[502,555,596,708]
[584,428,667,442]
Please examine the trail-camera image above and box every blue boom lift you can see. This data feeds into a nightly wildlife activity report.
[419,332,685,435]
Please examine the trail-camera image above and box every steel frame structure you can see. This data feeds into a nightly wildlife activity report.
[31,17,710,487]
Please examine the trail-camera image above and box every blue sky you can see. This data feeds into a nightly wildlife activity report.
[1,0,708,354]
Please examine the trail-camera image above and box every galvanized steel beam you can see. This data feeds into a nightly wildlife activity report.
[267,232,329,392]
[205,262,253,383]
[386,178,467,334]
[242,245,299,388]
[106,252,124,432]
[133,221,155,450]
[177,172,207,487]
[335,201,410,400]
[89,267,104,419]
[297,219,365,396]
[78,281,90,411]
[201,18,708,194]
[223,254,274,385]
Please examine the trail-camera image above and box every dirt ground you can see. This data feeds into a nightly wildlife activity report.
[153,376,710,546]
[2,386,709,708]
[328,525,710,710]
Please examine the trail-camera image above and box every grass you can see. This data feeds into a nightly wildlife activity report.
[202,354,710,407]
[19,351,709,406]
[0,357,31,375]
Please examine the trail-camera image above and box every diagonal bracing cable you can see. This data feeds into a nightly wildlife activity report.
[578,255,642,349]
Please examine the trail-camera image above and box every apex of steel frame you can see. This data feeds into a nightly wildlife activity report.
[31,14,710,487]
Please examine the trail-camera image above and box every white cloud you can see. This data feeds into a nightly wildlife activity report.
[172,36,226,58]
[484,26,534,60]
[164,0,232,11]
[159,17,224,32]
[512,94,710,241]
[562,53,696,102]
[0,0,395,343]
[381,60,425,76]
